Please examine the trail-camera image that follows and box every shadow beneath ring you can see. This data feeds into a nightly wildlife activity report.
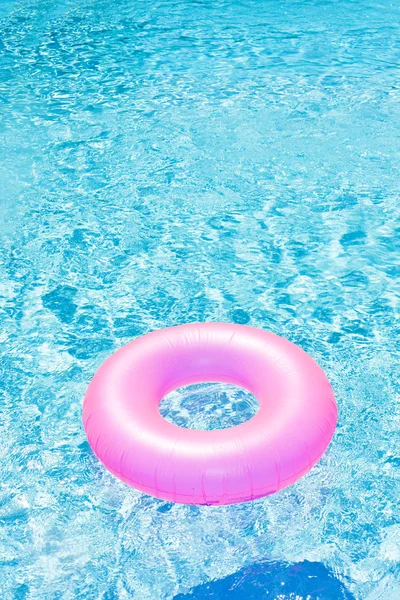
[174,559,354,599]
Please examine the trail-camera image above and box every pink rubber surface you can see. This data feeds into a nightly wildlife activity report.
[83,323,338,505]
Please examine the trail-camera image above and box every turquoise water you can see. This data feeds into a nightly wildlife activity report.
[1,0,399,598]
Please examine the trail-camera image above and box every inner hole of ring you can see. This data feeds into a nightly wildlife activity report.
[159,382,260,430]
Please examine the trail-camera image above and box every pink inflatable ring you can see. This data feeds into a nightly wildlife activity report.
[83,323,337,505]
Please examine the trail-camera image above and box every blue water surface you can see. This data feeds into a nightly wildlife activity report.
[1,0,399,598]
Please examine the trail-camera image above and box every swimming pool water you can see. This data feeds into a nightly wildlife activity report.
[160,383,260,430]
[1,0,399,598]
